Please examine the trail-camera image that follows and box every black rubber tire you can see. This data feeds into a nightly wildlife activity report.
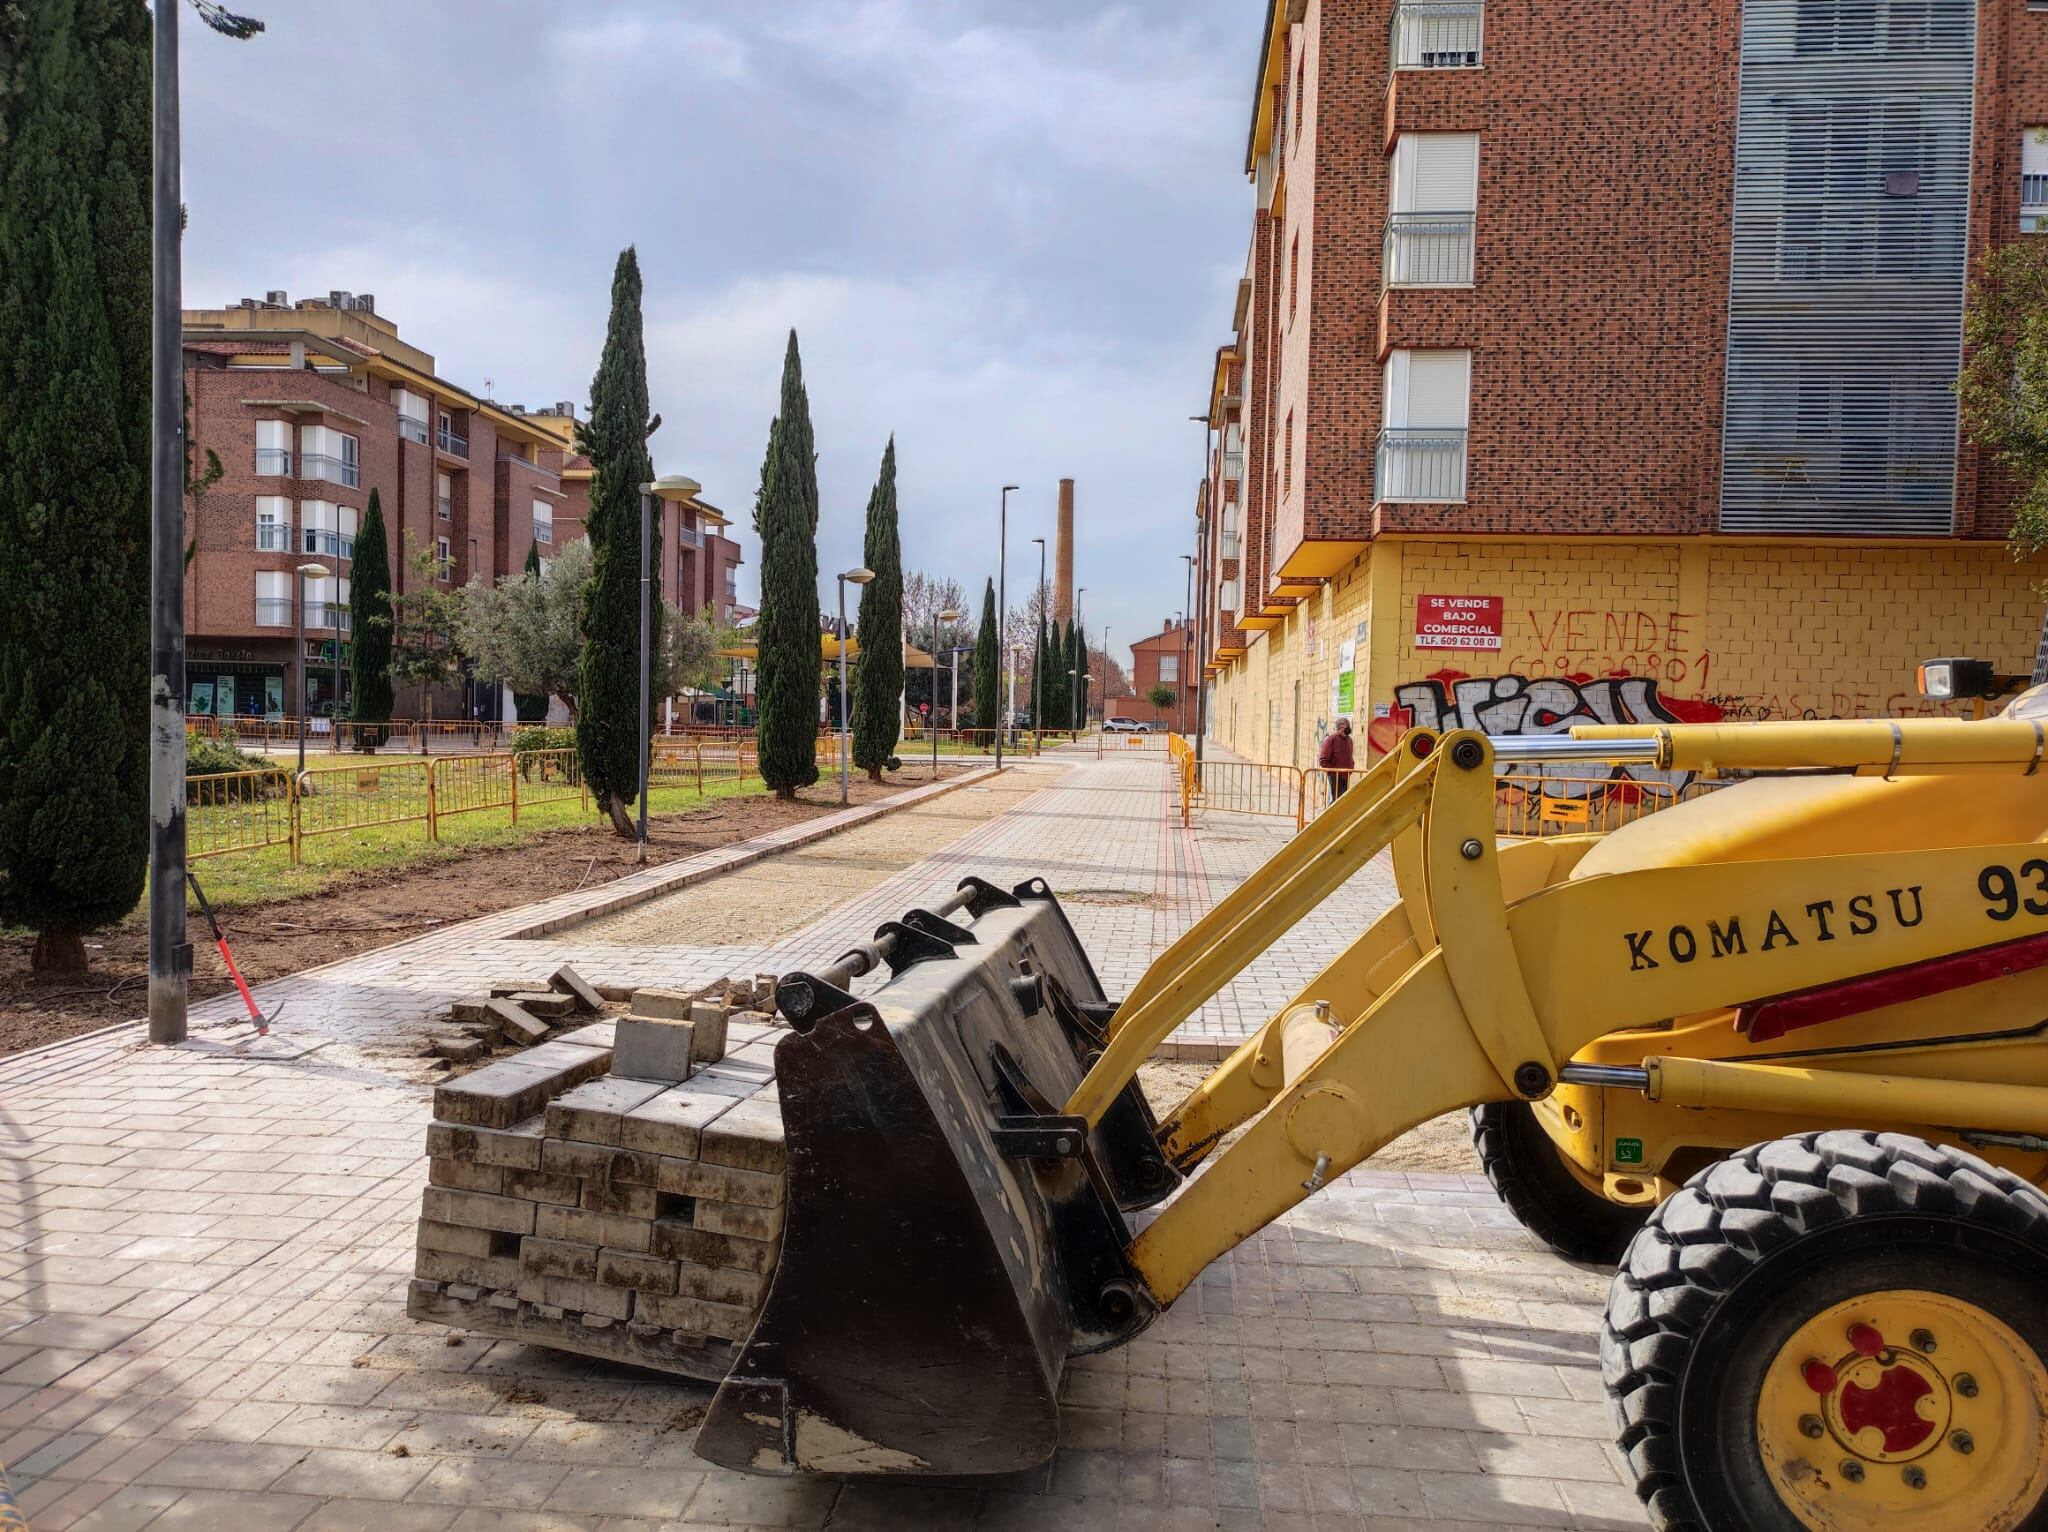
[1601,1130,2048,1532]
[1468,1100,1647,1263]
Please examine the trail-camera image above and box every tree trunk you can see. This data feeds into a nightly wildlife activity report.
[776,785,797,802]
[866,764,884,784]
[603,792,636,838]
[31,928,87,973]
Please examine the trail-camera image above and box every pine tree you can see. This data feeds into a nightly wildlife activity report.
[575,248,658,836]
[755,331,823,799]
[972,579,998,731]
[850,438,903,781]
[0,0,151,971]
[513,540,550,722]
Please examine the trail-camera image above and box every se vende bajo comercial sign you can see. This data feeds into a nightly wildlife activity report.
[1414,594,1504,651]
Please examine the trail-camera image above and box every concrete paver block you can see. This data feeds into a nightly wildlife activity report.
[547,962,606,1014]
[629,986,693,1020]
[509,989,576,1019]
[482,997,549,1048]
[543,1076,671,1145]
[611,1015,695,1083]
[687,1002,729,1062]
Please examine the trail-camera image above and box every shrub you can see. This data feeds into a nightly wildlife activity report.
[185,736,282,801]
[512,725,578,780]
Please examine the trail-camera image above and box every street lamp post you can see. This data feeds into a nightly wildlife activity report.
[1190,413,1212,764]
[1075,587,1087,733]
[1181,553,1196,734]
[293,562,328,778]
[637,475,700,864]
[996,484,1017,770]
[932,606,963,778]
[1101,624,1110,729]
[1030,537,1045,749]
[836,567,875,804]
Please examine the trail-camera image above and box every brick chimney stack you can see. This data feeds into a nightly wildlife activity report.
[1054,478,1075,627]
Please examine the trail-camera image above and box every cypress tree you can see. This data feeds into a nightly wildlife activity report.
[1043,620,1067,735]
[1076,625,1091,725]
[513,540,550,722]
[850,438,902,781]
[0,0,151,971]
[576,248,658,836]
[972,579,998,731]
[755,331,822,799]
[1064,621,1081,728]
[349,489,395,745]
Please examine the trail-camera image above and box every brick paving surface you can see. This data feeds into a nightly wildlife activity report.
[0,749,1643,1530]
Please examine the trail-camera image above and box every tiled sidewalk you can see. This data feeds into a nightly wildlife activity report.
[0,752,1644,1531]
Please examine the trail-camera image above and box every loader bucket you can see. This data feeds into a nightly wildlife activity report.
[694,878,1174,1477]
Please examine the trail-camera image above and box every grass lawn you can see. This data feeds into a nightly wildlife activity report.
[188,773,769,907]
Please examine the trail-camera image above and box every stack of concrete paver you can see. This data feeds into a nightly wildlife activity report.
[406,975,790,1384]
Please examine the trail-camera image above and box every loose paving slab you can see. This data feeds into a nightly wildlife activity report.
[0,752,1644,1530]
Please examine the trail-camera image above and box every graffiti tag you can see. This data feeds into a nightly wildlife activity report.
[1372,670,1725,794]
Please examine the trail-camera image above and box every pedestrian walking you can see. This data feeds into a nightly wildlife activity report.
[1318,717,1355,802]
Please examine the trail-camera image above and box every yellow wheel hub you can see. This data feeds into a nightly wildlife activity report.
[1756,1289,2048,1531]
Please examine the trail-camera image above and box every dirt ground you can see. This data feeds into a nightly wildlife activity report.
[1138,1060,1478,1173]
[0,765,985,1058]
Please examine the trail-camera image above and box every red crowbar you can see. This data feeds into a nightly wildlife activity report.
[188,870,281,1034]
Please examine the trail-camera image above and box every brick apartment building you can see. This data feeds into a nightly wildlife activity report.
[1128,618,1200,730]
[181,292,742,720]
[1197,0,2048,771]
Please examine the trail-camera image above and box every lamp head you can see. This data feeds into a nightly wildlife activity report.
[939,608,965,622]
[842,567,876,585]
[642,474,702,500]
[295,562,328,578]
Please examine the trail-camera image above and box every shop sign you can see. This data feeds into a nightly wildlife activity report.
[1415,594,1504,651]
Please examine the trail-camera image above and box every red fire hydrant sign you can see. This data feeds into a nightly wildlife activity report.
[1414,594,1504,651]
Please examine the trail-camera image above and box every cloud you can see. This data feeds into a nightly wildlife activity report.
[550,13,752,83]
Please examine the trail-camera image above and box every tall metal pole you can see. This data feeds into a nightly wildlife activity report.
[1190,414,1213,765]
[1182,553,1196,734]
[1102,624,1110,729]
[1031,538,1045,749]
[930,611,940,780]
[837,576,850,805]
[148,0,190,1044]
[295,579,308,778]
[996,484,1015,770]
[636,488,651,863]
[949,648,960,731]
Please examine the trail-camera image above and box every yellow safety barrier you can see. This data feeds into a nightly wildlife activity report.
[186,768,295,860]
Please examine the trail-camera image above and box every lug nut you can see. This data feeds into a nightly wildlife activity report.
[1911,1328,1937,1354]
[1951,1430,1974,1455]
[1956,1373,1980,1398]
[1798,1414,1824,1439]
[1459,837,1484,861]
[1904,1466,1927,1490]
[1840,1460,1865,1483]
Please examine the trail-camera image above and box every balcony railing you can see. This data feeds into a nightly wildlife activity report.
[1222,449,1244,482]
[256,523,290,552]
[1375,426,1468,503]
[1221,531,1240,560]
[1391,0,1483,69]
[677,524,704,549]
[300,452,359,489]
[1383,211,1475,288]
[437,426,469,457]
[437,497,453,521]
[255,597,294,627]
[534,523,553,546]
[255,447,292,476]
[399,416,430,445]
[304,602,350,633]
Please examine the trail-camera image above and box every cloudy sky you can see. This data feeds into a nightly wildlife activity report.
[180,0,1253,672]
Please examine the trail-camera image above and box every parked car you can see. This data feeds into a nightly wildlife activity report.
[1103,716,1150,733]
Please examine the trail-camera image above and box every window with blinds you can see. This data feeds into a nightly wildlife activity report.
[1386,133,1479,287]
[1718,0,1975,535]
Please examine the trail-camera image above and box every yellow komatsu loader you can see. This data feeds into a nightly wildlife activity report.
[693,683,2048,1532]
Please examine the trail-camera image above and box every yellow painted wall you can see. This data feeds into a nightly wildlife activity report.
[1207,538,2046,764]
